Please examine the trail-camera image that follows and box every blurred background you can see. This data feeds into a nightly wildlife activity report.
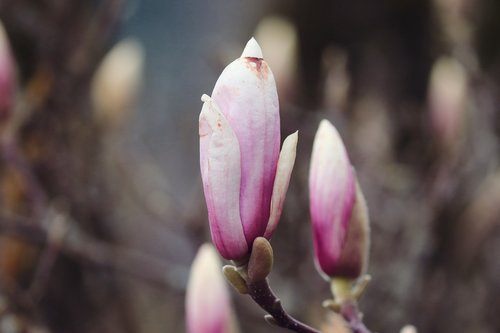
[0,0,499,332]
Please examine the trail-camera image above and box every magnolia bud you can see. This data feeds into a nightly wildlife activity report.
[186,244,233,333]
[91,38,144,130]
[0,21,16,130]
[254,16,298,100]
[309,119,370,279]
[428,56,467,152]
[199,38,298,261]
[400,325,418,333]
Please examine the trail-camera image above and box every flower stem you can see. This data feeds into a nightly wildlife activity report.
[339,300,372,333]
[329,277,373,333]
[247,279,321,333]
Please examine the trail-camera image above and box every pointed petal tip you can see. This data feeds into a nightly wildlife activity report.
[316,119,344,145]
[241,37,263,59]
[282,131,298,153]
[201,94,211,102]
[287,130,299,142]
[318,119,334,132]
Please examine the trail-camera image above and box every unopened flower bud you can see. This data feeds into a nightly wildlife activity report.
[309,119,370,279]
[428,56,467,152]
[400,325,418,333]
[186,244,233,333]
[199,38,298,261]
[254,16,298,100]
[0,22,16,129]
[91,38,144,130]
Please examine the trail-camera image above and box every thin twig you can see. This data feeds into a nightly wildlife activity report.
[0,139,47,215]
[247,279,321,333]
[340,300,372,333]
[0,213,184,289]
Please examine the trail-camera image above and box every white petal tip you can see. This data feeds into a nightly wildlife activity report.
[241,37,263,59]
[319,119,333,130]
[201,94,211,102]
[284,131,299,146]
[317,119,341,138]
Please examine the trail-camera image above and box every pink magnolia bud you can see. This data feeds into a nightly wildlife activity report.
[186,244,232,333]
[199,38,297,260]
[91,38,144,130]
[428,56,467,152]
[309,119,369,279]
[0,22,16,126]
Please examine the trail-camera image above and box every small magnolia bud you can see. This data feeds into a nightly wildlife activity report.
[400,325,417,333]
[186,244,233,333]
[0,21,16,129]
[247,237,273,282]
[91,38,144,130]
[254,16,298,100]
[199,38,298,261]
[428,56,467,152]
[309,119,354,278]
[222,265,248,294]
[309,119,370,279]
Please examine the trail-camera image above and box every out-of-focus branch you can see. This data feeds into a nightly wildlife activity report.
[0,213,183,289]
[339,301,372,333]
[0,139,47,215]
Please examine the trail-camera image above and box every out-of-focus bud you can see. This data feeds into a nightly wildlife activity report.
[91,38,144,130]
[199,38,298,261]
[254,16,297,100]
[186,244,234,333]
[322,47,350,112]
[0,22,16,130]
[309,119,370,279]
[400,324,418,333]
[428,56,467,153]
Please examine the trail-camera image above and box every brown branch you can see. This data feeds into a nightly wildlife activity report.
[339,301,372,333]
[0,213,184,289]
[247,279,321,333]
[0,139,47,215]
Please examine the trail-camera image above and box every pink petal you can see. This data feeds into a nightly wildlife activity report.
[199,95,248,260]
[329,179,370,278]
[264,131,298,239]
[0,23,16,120]
[186,244,231,333]
[309,119,355,278]
[211,39,280,244]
